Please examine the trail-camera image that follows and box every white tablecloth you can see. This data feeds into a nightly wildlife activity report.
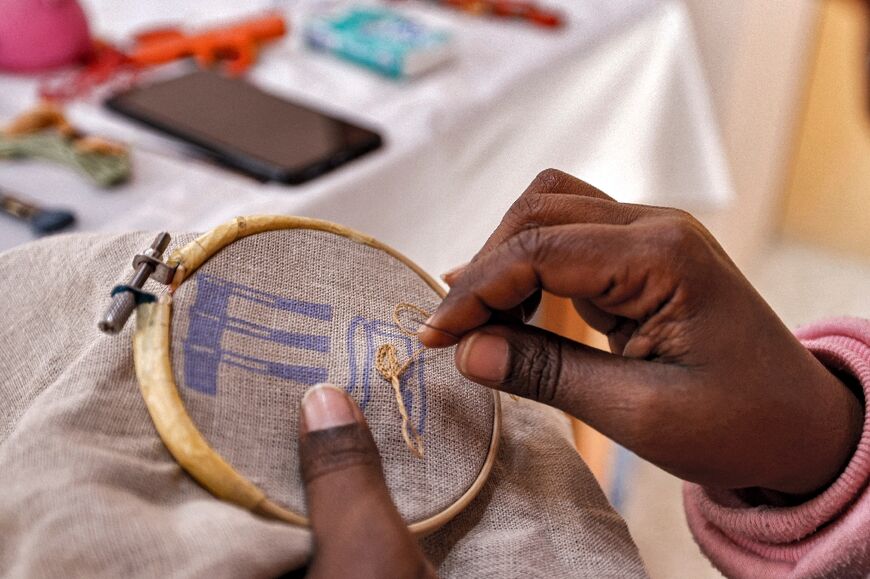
[0,0,730,276]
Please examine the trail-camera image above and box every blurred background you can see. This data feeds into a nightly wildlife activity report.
[1,0,869,577]
[619,1,870,576]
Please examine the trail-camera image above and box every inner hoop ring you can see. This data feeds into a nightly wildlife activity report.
[132,215,501,535]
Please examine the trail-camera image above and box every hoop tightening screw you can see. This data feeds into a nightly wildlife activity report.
[98,232,173,335]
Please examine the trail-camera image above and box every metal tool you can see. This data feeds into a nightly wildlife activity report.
[98,232,176,334]
[1,188,76,235]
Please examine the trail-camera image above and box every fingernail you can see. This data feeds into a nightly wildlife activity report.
[440,262,469,283]
[301,384,357,432]
[457,332,509,382]
[418,314,437,337]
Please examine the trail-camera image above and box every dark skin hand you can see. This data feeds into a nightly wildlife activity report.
[420,169,863,496]
[291,170,863,576]
[297,384,436,579]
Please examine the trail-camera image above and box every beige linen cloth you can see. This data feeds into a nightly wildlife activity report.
[0,232,646,578]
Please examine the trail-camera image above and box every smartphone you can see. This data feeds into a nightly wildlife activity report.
[105,70,383,184]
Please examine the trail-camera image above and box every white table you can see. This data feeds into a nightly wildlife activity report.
[0,0,730,276]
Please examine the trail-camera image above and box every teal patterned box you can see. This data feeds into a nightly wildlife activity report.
[305,6,454,79]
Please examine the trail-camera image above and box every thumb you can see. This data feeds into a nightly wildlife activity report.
[454,325,684,441]
[299,384,433,579]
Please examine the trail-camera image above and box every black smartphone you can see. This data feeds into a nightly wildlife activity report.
[105,70,383,184]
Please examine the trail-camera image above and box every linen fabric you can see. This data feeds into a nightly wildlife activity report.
[0,231,647,578]
[170,228,494,522]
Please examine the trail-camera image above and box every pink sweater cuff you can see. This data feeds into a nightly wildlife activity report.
[683,317,870,578]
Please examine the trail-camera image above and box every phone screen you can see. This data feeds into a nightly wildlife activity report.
[106,70,382,184]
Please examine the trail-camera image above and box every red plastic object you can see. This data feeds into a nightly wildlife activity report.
[37,13,288,102]
[435,0,563,28]
[39,41,135,102]
[129,14,287,75]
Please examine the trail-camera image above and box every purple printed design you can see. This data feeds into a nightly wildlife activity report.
[347,316,427,434]
[183,274,333,395]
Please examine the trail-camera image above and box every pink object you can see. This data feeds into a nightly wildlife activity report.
[0,0,92,72]
[684,317,870,578]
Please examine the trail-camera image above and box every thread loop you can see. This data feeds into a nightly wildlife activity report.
[375,343,425,458]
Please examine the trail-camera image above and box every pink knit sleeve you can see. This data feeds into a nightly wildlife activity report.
[683,317,870,579]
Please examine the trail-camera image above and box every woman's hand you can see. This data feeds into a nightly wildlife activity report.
[298,384,436,579]
[420,169,863,496]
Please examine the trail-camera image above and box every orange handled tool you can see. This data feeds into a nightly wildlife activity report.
[129,14,287,75]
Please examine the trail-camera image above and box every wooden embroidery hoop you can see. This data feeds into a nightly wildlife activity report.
[132,215,502,535]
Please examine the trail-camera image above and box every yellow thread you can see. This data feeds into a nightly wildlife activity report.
[375,343,426,458]
[393,302,431,336]
[392,302,519,403]
[378,303,521,454]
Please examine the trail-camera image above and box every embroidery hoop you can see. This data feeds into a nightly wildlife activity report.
[132,215,501,535]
